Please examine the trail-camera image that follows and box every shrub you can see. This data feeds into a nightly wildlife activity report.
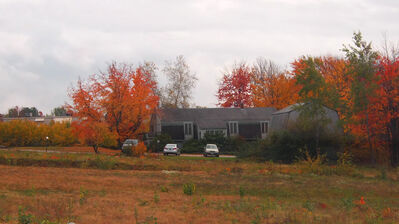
[18,207,33,224]
[202,132,227,148]
[238,122,344,163]
[202,133,247,154]
[121,145,133,156]
[160,186,168,192]
[132,142,147,157]
[0,120,78,147]
[79,187,88,205]
[122,142,147,157]
[91,156,116,169]
[182,139,203,153]
[183,183,196,195]
[239,186,245,198]
[222,136,246,154]
[148,134,172,152]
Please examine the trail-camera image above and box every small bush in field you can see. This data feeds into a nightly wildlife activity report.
[379,168,387,180]
[18,207,33,224]
[79,187,88,205]
[133,142,147,157]
[160,186,168,192]
[239,186,245,198]
[93,156,116,169]
[183,183,196,195]
[295,148,327,174]
[121,145,133,156]
[121,142,146,157]
[337,151,353,166]
[302,200,315,211]
[340,197,354,211]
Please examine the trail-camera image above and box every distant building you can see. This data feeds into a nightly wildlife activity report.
[150,107,276,142]
[1,116,75,125]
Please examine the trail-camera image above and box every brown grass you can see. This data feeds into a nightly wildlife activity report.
[7,146,119,155]
[0,152,398,223]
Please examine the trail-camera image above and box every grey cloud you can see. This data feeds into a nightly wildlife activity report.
[0,0,398,113]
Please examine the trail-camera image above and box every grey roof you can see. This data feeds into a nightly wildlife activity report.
[272,103,303,115]
[197,119,227,129]
[272,103,339,115]
[160,107,276,129]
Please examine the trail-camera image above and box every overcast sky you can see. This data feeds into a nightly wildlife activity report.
[0,0,398,114]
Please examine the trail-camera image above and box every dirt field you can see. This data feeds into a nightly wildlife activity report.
[0,151,398,223]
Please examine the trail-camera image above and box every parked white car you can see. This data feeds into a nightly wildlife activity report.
[163,144,181,156]
[203,144,219,157]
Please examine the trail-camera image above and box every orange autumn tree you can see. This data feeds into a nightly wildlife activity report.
[291,56,351,118]
[69,62,159,153]
[316,56,352,125]
[217,63,253,108]
[251,58,299,110]
[68,78,117,153]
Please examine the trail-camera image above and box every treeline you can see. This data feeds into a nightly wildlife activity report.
[3,106,71,118]
[0,120,77,147]
[216,32,399,167]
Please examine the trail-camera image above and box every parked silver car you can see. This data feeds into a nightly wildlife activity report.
[163,144,181,156]
[203,144,219,157]
[122,139,139,150]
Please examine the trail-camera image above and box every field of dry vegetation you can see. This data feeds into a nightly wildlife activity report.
[0,149,398,224]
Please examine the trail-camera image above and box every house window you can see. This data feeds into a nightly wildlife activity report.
[206,130,222,135]
[261,121,269,134]
[229,121,238,135]
[184,122,193,135]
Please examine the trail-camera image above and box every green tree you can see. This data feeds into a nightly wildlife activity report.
[52,106,68,116]
[342,31,379,164]
[7,106,19,117]
[293,57,338,150]
[18,107,39,117]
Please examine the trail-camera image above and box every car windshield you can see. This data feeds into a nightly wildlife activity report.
[206,145,217,149]
[166,144,176,148]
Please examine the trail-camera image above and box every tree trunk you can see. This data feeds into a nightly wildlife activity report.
[93,145,99,154]
[390,118,399,167]
[365,112,375,165]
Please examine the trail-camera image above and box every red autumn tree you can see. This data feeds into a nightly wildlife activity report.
[372,56,399,166]
[68,62,159,152]
[217,63,252,108]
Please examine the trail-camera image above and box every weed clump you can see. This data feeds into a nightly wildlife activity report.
[154,191,160,203]
[183,183,196,195]
[160,186,168,192]
[18,207,32,224]
[239,186,245,198]
[79,187,88,205]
